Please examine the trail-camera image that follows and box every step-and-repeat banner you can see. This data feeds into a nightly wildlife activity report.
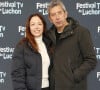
[0,0,100,90]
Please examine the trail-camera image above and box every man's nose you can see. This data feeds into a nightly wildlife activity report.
[55,13,60,19]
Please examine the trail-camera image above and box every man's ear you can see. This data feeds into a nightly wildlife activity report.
[65,11,68,18]
[48,15,52,23]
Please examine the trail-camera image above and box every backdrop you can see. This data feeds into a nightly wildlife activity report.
[0,0,100,90]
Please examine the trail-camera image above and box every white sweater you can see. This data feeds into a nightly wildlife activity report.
[35,36,50,88]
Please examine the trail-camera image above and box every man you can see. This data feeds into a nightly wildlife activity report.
[46,0,97,90]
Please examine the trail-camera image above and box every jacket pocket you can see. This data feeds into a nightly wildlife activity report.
[26,76,37,89]
[68,58,76,83]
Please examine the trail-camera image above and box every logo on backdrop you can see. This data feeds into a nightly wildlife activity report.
[94,47,100,60]
[0,72,6,84]
[94,26,100,44]
[97,26,100,34]
[0,47,14,60]
[97,72,100,82]
[36,2,48,15]
[18,26,26,36]
[0,25,6,38]
[76,2,100,15]
[0,1,24,15]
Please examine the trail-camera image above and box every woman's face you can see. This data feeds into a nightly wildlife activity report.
[30,16,44,37]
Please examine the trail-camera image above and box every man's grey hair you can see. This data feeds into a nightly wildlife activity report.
[47,0,67,15]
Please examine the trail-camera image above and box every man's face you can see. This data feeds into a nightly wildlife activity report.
[49,5,67,29]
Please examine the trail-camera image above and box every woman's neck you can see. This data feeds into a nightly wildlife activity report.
[35,35,43,43]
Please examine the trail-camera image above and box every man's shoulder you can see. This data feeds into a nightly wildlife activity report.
[76,24,90,33]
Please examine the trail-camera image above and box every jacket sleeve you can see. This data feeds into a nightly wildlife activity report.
[11,42,27,90]
[73,27,97,83]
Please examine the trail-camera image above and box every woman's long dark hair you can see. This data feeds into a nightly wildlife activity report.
[25,13,47,52]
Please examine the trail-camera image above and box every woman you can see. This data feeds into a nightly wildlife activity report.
[11,13,51,90]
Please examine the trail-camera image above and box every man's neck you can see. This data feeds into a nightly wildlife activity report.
[57,22,69,33]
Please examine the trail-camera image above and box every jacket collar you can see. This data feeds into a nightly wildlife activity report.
[59,25,74,39]
[27,35,51,52]
[48,17,78,44]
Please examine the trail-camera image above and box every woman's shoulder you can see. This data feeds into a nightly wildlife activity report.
[15,38,28,48]
[18,37,28,44]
